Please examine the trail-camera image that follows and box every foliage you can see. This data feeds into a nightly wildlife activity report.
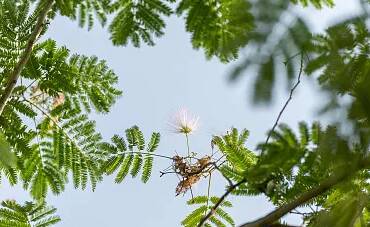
[1,0,370,226]
[229,0,311,104]
[176,0,254,62]
[109,0,173,47]
[1,35,125,200]
[305,20,370,140]
[101,126,160,183]
[0,0,48,73]
[182,196,234,227]
[252,123,363,205]
[50,0,255,62]
[309,190,368,226]
[0,133,17,168]
[0,199,60,227]
[229,0,368,105]
[0,0,160,217]
[290,0,334,8]
[206,122,370,226]
[212,128,256,176]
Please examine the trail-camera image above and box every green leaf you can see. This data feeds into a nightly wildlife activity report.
[311,192,367,227]
[290,0,334,8]
[0,133,16,168]
[0,200,60,227]
[229,0,311,104]
[114,154,133,183]
[177,0,254,62]
[109,0,173,47]
[183,196,234,226]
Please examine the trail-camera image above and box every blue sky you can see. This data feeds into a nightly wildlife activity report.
[2,1,363,226]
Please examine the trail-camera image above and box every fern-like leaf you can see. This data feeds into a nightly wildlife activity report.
[177,0,254,62]
[102,127,161,183]
[0,200,60,226]
[182,196,234,227]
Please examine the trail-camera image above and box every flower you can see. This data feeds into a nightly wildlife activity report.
[169,108,199,134]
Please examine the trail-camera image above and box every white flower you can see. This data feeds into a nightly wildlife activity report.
[169,108,199,134]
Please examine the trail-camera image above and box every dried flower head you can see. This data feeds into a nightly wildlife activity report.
[169,108,199,134]
[173,155,212,196]
[176,175,201,196]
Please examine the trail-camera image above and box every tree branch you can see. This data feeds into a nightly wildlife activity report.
[196,54,306,226]
[239,158,370,227]
[197,179,247,227]
[196,53,306,226]
[0,0,54,116]
[262,52,304,153]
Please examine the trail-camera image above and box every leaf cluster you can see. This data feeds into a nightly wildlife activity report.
[182,196,234,227]
[177,0,254,62]
[229,0,311,104]
[210,122,369,225]
[211,128,257,196]
[101,126,161,183]
[0,1,162,213]
[49,0,255,62]
[305,20,370,143]
[0,199,60,227]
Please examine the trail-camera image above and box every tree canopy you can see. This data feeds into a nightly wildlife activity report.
[1,0,370,226]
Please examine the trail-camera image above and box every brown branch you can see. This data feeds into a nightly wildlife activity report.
[239,158,370,227]
[196,53,306,226]
[197,179,247,227]
[0,0,54,116]
[262,52,304,154]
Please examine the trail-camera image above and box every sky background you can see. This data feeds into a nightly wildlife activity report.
[1,1,364,226]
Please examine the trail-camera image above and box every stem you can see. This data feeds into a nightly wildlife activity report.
[197,179,247,227]
[185,133,191,163]
[205,173,212,217]
[114,151,173,160]
[0,0,54,116]
[190,187,194,199]
[261,52,304,156]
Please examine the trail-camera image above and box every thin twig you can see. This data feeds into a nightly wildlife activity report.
[197,179,247,227]
[205,173,212,217]
[308,205,316,213]
[23,97,92,157]
[262,52,304,154]
[190,186,194,199]
[160,171,178,177]
[290,209,310,216]
[114,151,174,160]
[208,161,233,186]
[283,52,301,65]
[0,0,54,116]
[24,98,60,130]
[197,53,306,226]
